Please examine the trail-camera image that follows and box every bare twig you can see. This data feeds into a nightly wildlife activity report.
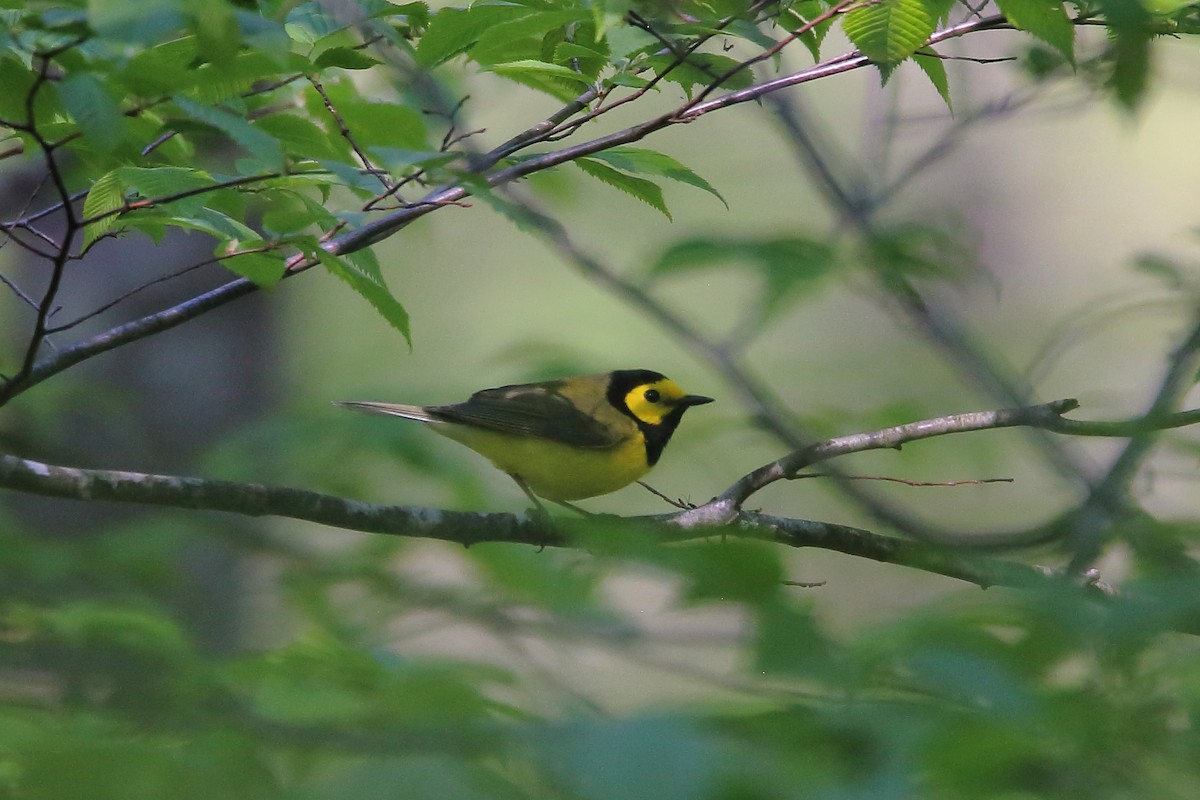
[696,399,1082,515]
[309,76,391,192]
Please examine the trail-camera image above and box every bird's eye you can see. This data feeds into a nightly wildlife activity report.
[644,388,661,403]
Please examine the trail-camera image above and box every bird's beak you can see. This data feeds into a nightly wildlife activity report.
[678,394,714,407]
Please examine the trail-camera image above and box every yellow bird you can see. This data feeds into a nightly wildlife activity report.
[337,369,713,507]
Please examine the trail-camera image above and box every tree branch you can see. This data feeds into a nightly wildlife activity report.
[3,400,1196,590]
[0,449,1080,593]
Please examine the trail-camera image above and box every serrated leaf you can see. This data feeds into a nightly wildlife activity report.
[1093,0,1153,109]
[152,206,259,242]
[782,4,835,61]
[647,52,755,98]
[115,166,215,199]
[173,96,283,170]
[415,5,519,67]
[317,248,412,346]
[57,72,126,153]
[605,73,651,89]
[841,0,936,66]
[1108,29,1151,109]
[995,0,1075,63]
[254,114,348,163]
[470,9,587,64]
[487,59,593,86]
[914,48,952,110]
[585,147,726,208]
[576,158,671,220]
[82,169,126,246]
[222,251,286,288]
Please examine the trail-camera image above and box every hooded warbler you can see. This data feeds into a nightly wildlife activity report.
[337,369,713,505]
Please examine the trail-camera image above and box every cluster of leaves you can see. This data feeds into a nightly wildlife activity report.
[2,510,1200,798]
[3,0,1195,375]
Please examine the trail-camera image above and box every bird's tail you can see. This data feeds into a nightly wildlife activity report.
[334,400,440,423]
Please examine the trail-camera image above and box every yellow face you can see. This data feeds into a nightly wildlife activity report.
[622,378,690,426]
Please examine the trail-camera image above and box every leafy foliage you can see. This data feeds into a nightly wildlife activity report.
[1,0,1199,798]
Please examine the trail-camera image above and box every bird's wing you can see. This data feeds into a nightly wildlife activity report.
[429,382,622,448]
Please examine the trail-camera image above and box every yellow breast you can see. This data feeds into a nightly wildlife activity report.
[431,423,649,501]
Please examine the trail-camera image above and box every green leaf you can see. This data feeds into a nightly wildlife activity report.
[647,52,755,98]
[584,147,727,208]
[0,57,36,121]
[1092,0,1154,109]
[173,96,284,170]
[260,190,335,235]
[150,206,259,242]
[316,247,412,346]
[1109,32,1151,109]
[649,236,838,321]
[284,1,348,45]
[314,46,381,70]
[470,9,588,64]
[576,158,671,220]
[782,3,836,60]
[995,0,1075,63]
[115,166,215,199]
[754,603,834,677]
[87,0,185,44]
[537,718,720,800]
[675,540,784,605]
[914,48,952,110]
[469,544,600,612]
[118,36,197,97]
[81,169,126,247]
[866,222,975,281]
[415,4,520,67]
[336,100,428,152]
[486,59,594,86]
[57,73,126,153]
[254,114,348,163]
[192,0,241,64]
[841,0,937,67]
[222,251,286,288]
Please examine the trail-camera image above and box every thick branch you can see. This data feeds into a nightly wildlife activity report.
[0,450,1075,592]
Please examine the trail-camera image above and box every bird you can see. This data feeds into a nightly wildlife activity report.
[336,369,713,509]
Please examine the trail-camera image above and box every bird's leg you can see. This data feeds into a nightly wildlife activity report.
[509,474,556,552]
[636,480,695,509]
[510,474,549,516]
[508,474,592,517]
